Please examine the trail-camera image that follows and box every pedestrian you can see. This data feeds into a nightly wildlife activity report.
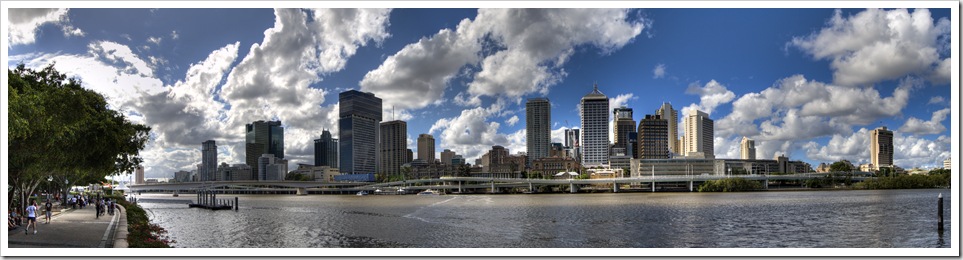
[25,200,38,234]
[44,199,53,224]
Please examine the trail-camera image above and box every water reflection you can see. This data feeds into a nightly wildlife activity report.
[138,189,951,248]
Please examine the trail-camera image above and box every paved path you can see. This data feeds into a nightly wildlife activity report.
[8,204,120,248]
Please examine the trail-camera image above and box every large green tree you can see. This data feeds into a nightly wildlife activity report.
[8,64,151,210]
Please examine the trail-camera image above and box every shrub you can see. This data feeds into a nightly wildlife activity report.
[115,198,175,247]
[698,178,763,192]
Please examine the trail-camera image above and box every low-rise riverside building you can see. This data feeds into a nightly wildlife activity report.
[288,164,339,182]
[531,156,580,178]
[216,163,253,181]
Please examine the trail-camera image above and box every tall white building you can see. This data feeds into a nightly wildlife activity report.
[580,84,609,167]
[683,109,714,159]
[944,158,952,170]
[656,103,679,155]
[526,98,551,167]
[740,136,756,160]
[202,140,217,181]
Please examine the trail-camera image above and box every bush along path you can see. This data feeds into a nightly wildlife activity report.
[113,197,175,248]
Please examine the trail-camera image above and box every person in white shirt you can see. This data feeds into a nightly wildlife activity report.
[25,200,38,235]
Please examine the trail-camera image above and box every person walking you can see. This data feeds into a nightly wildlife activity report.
[25,200,38,234]
[44,200,53,224]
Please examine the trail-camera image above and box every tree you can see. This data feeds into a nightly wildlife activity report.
[8,64,151,210]
[829,160,853,172]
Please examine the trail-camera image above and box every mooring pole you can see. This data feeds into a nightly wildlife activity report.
[938,193,944,232]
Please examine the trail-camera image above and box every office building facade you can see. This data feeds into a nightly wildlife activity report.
[246,120,284,180]
[339,90,382,174]
[314,129,338,168]
[580,84,610,166]
[870,126,894,170]
[740,136,756,160]
[656,103,680,155]
[381,120,408,176]
[683,109,714,159]
[201,140,217,181]
[638,114,669,159]
[526,98,551,167]
[417,134,436,163]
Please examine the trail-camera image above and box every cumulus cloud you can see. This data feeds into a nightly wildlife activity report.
[362,8,647,110]
[8,8,84,46]
[682,80,735,116]
[652,63,666,79]
[804,129,950,168]
[927,96,945,105]
[716,74,913,139]
[170,30,179,40]
[790,8,951,86]
[898,108,950,135]
[14,41,164,108]
[506,115,519,126]
[219,8,391,166]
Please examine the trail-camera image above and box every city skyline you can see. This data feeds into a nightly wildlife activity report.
[5,7,953,178]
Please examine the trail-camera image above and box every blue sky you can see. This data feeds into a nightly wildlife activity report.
[6,7,954,178]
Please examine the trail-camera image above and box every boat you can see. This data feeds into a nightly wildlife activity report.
[417,189,444,196]
[356,191,368,196]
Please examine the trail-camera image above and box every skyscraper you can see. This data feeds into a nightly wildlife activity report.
[740,136,756,160]
[683,109,713,159]
[380,121,407,176]
[526,98,551,167]
[580,83,609,166]
[417,134,436,163]
[135,166,144,185]
[246,120,284,180]
[202,140,217,181]
[613,106,636,155]
[441,149,456,165]
[564,128,580,160]
[314,129,338,168]
[339,90,382,174]
[870,126,894,170]
[637,114,669,159]
[656,102,679,155]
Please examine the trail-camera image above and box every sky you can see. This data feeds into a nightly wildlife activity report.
[5,6,955,179]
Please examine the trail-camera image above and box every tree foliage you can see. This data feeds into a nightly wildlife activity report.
[829,160,853,172]
[858,172,950,189]
[698,178,763,192]
[8,64,151,209]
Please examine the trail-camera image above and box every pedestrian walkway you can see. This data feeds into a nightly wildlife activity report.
[8,204,121,248]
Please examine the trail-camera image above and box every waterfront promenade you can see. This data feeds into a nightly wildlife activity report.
[8,203,125,248]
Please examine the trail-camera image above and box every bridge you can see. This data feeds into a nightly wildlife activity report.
[130,173,871,194]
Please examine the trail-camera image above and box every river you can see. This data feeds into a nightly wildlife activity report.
[136,189,951,248]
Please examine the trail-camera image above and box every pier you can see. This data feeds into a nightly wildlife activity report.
[188,190,235,210]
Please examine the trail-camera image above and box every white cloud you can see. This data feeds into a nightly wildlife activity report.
[716,74,913,139]
[652,63,666,79]
[362,8,647,111]
[506,115,519,126]
[898,108,950,135]
[682,80,735,116]
[8,8,84,46]
[219,8,391,167]
[791,8,950,86]
[804,129,950,169]
[928,96,945,105]
[147,36,163,46]
[15,41,164,108]
[171,30,179,40]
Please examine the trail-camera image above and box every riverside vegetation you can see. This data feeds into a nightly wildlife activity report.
[107,195,175,248]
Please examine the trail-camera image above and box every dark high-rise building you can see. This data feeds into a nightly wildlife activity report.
[339,90,382,174]
[381,120,407,176]
[314,129,338,168]
[201,140,217,181]
[246,120,284,180]
[526,98,551,167]
[613,106,636,155]
[638,114,669,159]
